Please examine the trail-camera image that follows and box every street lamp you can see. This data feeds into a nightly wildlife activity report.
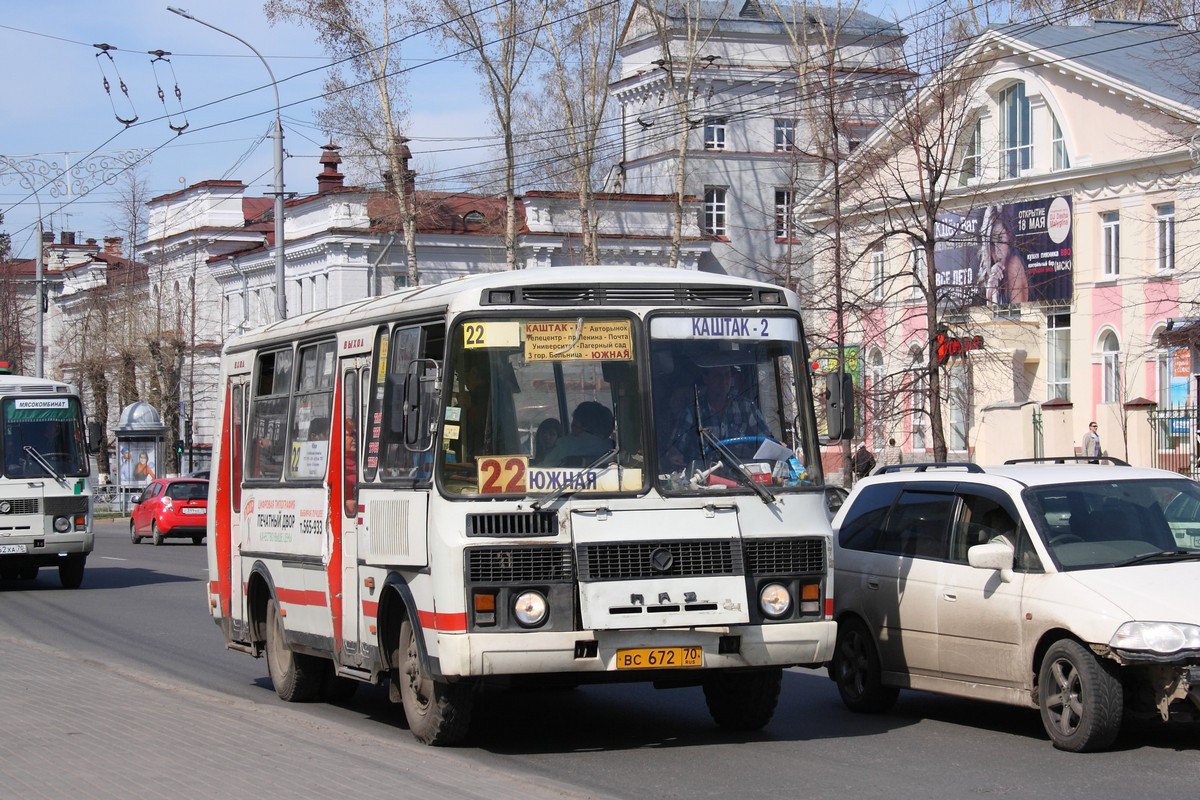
[167,6,287,321]
[0,156,46,377]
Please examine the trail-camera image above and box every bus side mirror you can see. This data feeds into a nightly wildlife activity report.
[86,421,102,455]
[824,371,855,441]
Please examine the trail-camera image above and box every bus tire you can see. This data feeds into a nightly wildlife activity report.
[265,598,322,702]
[398,619,473,746]
[58,555,85,589]
[702,667,782,731]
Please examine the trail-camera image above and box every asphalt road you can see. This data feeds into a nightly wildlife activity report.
[2,519,1198,799]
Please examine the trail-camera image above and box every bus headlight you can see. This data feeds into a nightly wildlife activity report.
[52,516,71,533]
[759,583,792,619]
[513,591,548,627]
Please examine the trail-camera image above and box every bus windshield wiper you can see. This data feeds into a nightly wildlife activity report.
[529,448,618,510]
[697,427,775,505]
[23,445,66,484]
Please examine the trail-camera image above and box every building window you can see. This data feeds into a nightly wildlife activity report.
[910,243,926,300]
[910,346,927,450]
[774,189,794,239]
[998,82,1031,178]
[1157,203,1175,272]
[1101,331,1121,403]
[947,361,968,451]
[868,348,885,449]
[1101,211,1120,277]
[774,119,796,151]
[958,118,981,185]
[703,118,726,150]
[1047,312,1070,401]
[703,187,727,236]
[870,248,885,302]
[1051,114,1070,171]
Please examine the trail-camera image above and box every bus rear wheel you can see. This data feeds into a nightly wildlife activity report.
[397,619,473,746]
[702,667,782,731]
[265,598,322,702]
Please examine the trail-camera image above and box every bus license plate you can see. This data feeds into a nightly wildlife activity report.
[0,544,28,554]
[616,646,703,670]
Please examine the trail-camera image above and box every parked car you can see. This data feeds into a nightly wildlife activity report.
[830,458,1200,752]
[130,477,209,546]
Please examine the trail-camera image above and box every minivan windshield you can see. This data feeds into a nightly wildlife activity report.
[1024,478,1200,570]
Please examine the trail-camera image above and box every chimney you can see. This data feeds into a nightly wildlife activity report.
[382,136,416,199]
[316,142,345,195]
[42,231,54,244]
[60,231,76,246]
[104,236,123,255]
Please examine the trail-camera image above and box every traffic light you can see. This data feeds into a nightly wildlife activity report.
[184,418,193,446]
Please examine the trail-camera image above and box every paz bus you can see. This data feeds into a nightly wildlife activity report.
[206,267,849,745]
[0,364,96,588]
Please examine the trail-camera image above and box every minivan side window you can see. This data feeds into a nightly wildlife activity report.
[839,483,902,551]
[877,490,956,559]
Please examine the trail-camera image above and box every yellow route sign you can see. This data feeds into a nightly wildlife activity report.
[523,320,633,362]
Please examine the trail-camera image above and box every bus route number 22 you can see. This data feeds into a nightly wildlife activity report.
[477,456,528,494]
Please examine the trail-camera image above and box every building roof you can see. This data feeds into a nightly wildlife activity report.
[989,19,1197,109]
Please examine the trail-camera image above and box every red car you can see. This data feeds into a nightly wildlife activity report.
[130,478,209,545]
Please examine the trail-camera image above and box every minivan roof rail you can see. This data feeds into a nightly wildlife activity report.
[1003,456,1130,466]
[875,462,984,474]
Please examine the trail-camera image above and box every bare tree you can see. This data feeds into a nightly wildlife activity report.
[429,0,548,270]
[521,0,628,263]
[264,0,422,285]
[636,0,729,269]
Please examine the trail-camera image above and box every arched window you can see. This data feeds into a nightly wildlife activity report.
[1051,112,1070,171]
[1101,331,1121,403]
[868,348,885,449]
[998,82,1031,178]
[957,117,982,186]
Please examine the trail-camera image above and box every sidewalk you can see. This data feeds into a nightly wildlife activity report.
[0,633,612,800]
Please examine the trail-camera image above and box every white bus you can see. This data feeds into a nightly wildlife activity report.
[0,365,96,588]
[207,267,849,745]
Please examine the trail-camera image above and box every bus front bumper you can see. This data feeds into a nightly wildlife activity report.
[435,620,836,678]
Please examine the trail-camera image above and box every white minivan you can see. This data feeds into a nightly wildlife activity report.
[830,459,1200,752]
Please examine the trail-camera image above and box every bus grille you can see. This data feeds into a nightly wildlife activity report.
[0,498,39,515]
[467,545,574,583]
[467,511,557,537]
[45,496,88,516]
[577,540,742,580]
[743,537,825,575]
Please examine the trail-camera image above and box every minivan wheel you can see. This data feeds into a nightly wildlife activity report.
[1038,639,1123,752]
[832,618,898,713]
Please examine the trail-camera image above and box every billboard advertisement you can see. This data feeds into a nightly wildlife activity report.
[935,195,1073,308]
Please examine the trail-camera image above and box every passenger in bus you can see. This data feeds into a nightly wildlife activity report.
[541,402,614,467]
[533,418,563,464]
[664,364,771,469]
[308,416,330,441]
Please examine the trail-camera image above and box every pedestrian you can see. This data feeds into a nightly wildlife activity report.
[1082,421,1101,463]
[853,443,876,479]
[879,437,903,468]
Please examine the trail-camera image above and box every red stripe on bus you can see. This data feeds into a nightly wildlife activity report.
[362,600,378,619]
[276,587,329,608]
[326,377,345,654]
[214,382,235,620]
[825,598,834,618]
[418,610,468,633]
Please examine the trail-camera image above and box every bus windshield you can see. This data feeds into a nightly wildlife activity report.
[1,396,90,479]
[650,314,821,494]
[440,316,644,497]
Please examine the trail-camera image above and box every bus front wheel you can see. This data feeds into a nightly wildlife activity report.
[58,555,85,589]
[397,619,473,746]
[702,667,782,731]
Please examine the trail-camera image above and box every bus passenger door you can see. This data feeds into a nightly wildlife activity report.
[335,358,369,667]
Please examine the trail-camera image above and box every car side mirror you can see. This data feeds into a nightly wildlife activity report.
[968,540,1015,583]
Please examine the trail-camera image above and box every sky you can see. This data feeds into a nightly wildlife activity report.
[0,0,492,259]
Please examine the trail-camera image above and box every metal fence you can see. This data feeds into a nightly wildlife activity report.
[1147,406,1199,480]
